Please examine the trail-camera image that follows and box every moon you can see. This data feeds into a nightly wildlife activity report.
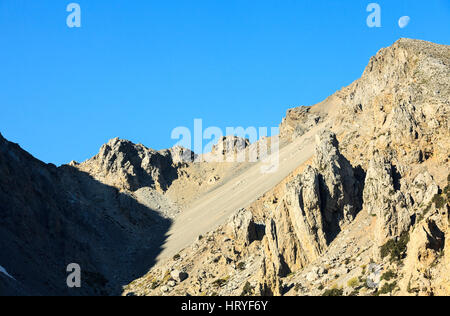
[398,16,411,29]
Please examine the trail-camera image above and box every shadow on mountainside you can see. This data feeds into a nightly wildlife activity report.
[0,134,172,296]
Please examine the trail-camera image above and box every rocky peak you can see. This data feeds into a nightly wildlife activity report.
[166,146,197,164]
[79,138,177,192]
[364,38,449,76]
[211,136,250,156]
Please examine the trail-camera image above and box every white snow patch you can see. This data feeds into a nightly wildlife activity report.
[0,265,15,280]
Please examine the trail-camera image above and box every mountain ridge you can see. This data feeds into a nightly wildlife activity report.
[123,38,450,296]
[1,38,449,296]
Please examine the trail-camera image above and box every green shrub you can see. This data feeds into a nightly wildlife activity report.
[162,270,172,283]
[173,254,181,261]
[377,281,398,295]
[443,185,450,200]
[418,204,432,222]
[380,270,397,281]
[380,232,410,263]
[347,277,359,288]
[240,282,254,296]
[349,289,360,297]
[432,194,445,209]
[322,288,344,296]
[213,276,230,288]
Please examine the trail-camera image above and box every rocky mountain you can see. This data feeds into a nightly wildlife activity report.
[0,38,448,296]
[123,39,449,297]
[0,133,174,295]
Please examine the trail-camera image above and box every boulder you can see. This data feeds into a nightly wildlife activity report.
[170,270,188,283]
[226,208,258,246]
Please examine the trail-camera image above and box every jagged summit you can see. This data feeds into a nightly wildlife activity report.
[78,137,176,192]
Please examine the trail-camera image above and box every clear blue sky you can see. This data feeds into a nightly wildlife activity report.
[0,1,449,165]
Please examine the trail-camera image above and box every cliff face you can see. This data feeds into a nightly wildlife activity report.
[123,39,449,297]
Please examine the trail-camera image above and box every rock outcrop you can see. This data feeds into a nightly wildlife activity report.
[166,146,197,165]
[256,130,363,294]
[225,208,259,247]
[363,152,412,255]
[78,138,178,192]
[201,136,251,162]
[280,105,328,142]
[313,131,362,229]
[286,166,327,261]
[400,218,446,296]
[212,136,250,156]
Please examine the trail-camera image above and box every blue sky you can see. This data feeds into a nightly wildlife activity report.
[0,1,449,165]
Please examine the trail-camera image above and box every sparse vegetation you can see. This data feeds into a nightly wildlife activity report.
[444,174,450,198]
[432,193,446,209]
[213,276,230,288]
[162,270,172,283]
[418,175,450,222]
[417,203,432,222]
[377,281,398,295]
[380,232,410,263]
[151,280,159,290]
[322,287,344,297]
[432,175,450,210]
[361,265,367,275]
[347,277,359,288]
[173,254,181,261]
[349,288,360,296]
[380,270,397,281]
[240,282,255,296]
